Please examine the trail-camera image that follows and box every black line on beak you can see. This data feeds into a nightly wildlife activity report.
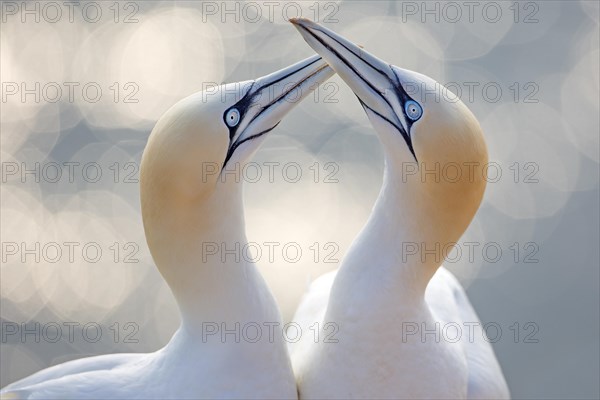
[300,25,417,161]
[302,27,391,107]
[358,98,417,161]
[221,58,327,171]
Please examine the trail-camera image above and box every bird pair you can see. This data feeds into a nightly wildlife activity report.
[1,19,509,400]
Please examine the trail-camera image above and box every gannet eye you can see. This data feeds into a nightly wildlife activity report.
[405,100,422,121]
[225,108,241,127]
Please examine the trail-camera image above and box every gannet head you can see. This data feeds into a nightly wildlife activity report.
[142,54,332,198]
[140,55,333,276]
[291,19,488,244]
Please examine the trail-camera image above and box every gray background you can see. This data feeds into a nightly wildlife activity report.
[1,1,599,398]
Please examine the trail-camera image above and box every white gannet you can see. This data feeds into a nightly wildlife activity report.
[288,19,510,400]
[1,55,334,400]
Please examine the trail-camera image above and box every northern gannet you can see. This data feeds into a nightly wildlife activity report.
[1,55,334,400]
[289,19,510,399]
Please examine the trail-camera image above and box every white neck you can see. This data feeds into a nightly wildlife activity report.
[327,158,445,317]
[142,179,283,335]
[299,148,473,398]
[326,130,484,314]
[140,168,297,397]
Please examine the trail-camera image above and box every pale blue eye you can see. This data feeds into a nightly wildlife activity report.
[225,108,240,127]
[405,100,422,121]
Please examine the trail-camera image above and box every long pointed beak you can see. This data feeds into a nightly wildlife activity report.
[290,18,416,159]
[223,54,334,168]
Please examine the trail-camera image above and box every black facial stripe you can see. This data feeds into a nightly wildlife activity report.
[303,26,421,158]
[224,57,322,142]
[221,58,326,170]
[358,98,417,162]
[390,67,418,132]
[224,81,256,141]
[303,28,415,130]
[305,26,422,132]
[222,122,280,169]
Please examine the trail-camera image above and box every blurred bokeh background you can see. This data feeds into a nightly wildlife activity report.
[1,1,598,398]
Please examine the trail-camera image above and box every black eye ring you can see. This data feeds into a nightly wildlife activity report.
[405,100,422,121]
[225,108,241,127]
